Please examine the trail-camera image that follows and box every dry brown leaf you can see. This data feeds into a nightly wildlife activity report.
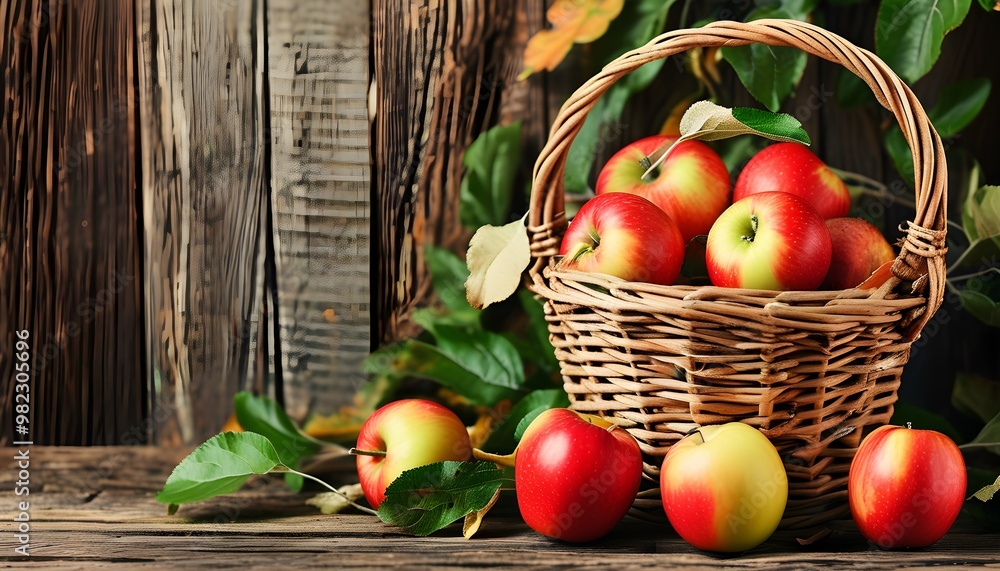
[971,474,1000,502]
[462,486,502,539]
[465,216,531,310]
[519,0,624,80]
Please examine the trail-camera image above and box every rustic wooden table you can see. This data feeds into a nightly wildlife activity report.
[2,446,998,569]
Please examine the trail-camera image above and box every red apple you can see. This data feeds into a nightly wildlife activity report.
[660,422,788,552]
[596,135,732,243]
[821,218,896,290]
[733,142,850,219]
[849,424,967,549]
[706,191,832,290]
[355,399,472,509]
[558,192,685,286]
[515,408,643,543]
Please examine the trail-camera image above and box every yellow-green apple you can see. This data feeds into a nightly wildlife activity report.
[848,424,966,549]
[706,191,832,290]
[821,218,896,290]
[515,408,643,543]
[733,142,850,219]
[596,135,731,243]
[354,399,472,509]
[558,192,685,286]
[660,422,788,552]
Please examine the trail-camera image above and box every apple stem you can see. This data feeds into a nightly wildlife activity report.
[906,422,912,430]
[348,447,387,458]
[742,215,758,243]
[472,448,516,468]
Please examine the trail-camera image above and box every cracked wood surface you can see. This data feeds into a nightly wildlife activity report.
[1,446,998,569]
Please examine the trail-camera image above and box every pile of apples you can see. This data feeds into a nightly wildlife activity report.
[356,399,967,552]
[559,137,896,291]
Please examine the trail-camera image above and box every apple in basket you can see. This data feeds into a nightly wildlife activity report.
[596,135,732,243]
[706,191,833,290]
[516,408,643,543]
[733,142,851,220]
[557,192,685,286]
[849,424,966,549]
[354,399,472,509]
[660,422,788,552]
[821,217,896,290]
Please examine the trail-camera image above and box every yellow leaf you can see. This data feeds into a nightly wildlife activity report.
[465,216,531,310]
[463,487,502,539]
[520,0,624,80]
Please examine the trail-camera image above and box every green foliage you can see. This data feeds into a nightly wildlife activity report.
[961,410,1000,455]
[234,391,323,492]
[481,389,569,454]
[460,122,522,230]
[376,461,505,536]
[156,432,284,509]
[952,373,1000,425]
[875,0,972,84]
[424,245,474,316]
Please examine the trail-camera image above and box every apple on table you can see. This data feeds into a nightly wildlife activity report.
[596,135,732,244]
[354,399,472,509]
[515,408,643,543]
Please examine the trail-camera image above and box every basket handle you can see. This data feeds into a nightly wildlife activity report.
[527,19,947,334]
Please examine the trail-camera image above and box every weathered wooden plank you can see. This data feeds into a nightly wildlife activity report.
[0,0,145,445]
[3,447,1000,570]
[136,0,268,444]
[371,0,524,344]
[264,0,371,420]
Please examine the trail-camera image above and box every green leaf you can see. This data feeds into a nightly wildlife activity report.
[890,402,963,442]
[885,79,991,183]
[394,340,521,406]
[514,407,550,441]
[425,245,475,315]
[377,461,505,536]
[156,432,284,506]
[460,122,522,230]
[964,185,1000,243]
[961,411,1000,455]
[481,389,569,454]
[641,101,809,175]
[958,286,1000,327]
[950,236,1000,274]
[971,474,1000,502]
[836,67,872,108]
[875,0,972,84]
[952,372,1000,424]
[465,216,531,310]
[514,288,559,373]
[722,5,811,112]
[980,0,1000,9]
[234,391,320,469]
[431,324,526,393]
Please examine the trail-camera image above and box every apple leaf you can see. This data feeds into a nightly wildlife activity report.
[519,0,624,80]
[980,0,1000,9]
[971,474,1000,502]
[721,4,812,112]
[463,487,503,539]
[377,461,505,536]
[306,484,366,515]
[156,432,286,508]
[430,324,527,393]
[384,340,522,406]
[425,245,477,316]
[876,0,972,84]
[960,411,1000,456]
[460,123,522,231]
[640,101,810,177]
[465,215,531,310]
[481,389,569,454]
[233,391,325,492]
[951,373,1000,425]
[963,185,1000,243]
[957,285,1000,327]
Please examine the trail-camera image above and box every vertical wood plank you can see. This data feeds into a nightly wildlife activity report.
[136,0,268,444]
[264,0,371,419]
[0,0,145,445]
[372,0,524,345]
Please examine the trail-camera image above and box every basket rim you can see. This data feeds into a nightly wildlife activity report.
[525,18,948,340]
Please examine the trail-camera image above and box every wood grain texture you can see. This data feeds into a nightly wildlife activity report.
[136,0,268,444]
[0,0,145,445]
[265,0,370,420]
[371,0,523,344]
[1,447,998,569]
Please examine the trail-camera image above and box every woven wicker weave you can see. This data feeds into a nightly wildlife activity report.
[525,19,948,532]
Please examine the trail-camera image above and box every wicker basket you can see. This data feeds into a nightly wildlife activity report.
[526,19,948,532]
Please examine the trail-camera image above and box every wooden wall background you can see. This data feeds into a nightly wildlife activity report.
[1,1,998,445]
